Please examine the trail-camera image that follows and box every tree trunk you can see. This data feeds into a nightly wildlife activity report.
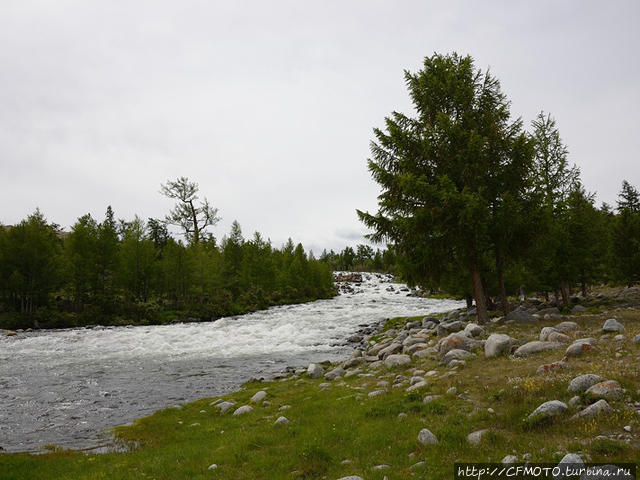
[471,263,489,324]
[497,263,509,315]
[560,283,569,307]
[465,294,473,309]
[580,269,587,297]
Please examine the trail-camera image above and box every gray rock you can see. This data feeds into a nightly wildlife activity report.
[585,380,623,401]
[404,342,429,355]
[325,366,345,381]
[502,455,518,465]
[342,357,366,369]
[484,334,516,357]
[423,395,441,404]
[208,463,218,470]
[217,401,236,414]
[633,333,640,344]
[555,321,579,333]
[540,327,559,341]
[418,428,438,445]
[307,363,325,379]
[438,332,484,354]
[403,336,426,347]
[447,359,466,368]
[570,399,613,420]
[538,307,561,315]
[437,320,465,337]
[467,429,489,445]
[536,361,570,375]
[336,477,364,480]
[378,343,403,359]
[528,400,567,422]
[372,464,390,470]
[506,307,538,323]
[567,374,604,394]
[548,331,571,343]
[274,416,290,425]
[443,349,474,363]
[565,341,596,357]
[554,453,584,479]
[232,405,253,416]
[368,390,386,398]
[571,305,587,314]
[568,396,581,407]
[384,354,411,368]
[368,341,392,357]
[514,341,563,358]
[422,316,439,327]
[464,323,485,337]
[602,318,625,333]
[406,381,428,392]
[250,391,267,403]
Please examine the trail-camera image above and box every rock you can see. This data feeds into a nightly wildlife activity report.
[555,453,584,478]
[423,395,441,404]
[217,401,236,414]
[555,321,579,333]
[406,381,428,392]
[585,380,623,401]
[325,366,345,381]
[528,400,567,422]
[403,336,426,347]
[417,428,438,445]
[438,332,484,355]
[467,429,489,445]
[536,361,570,375]
[443,349,474,363]
[633,333,640,344]
[372,464,390,470]
[565,341,596,358]
[602,318,625,333]
[540,327,559,341]
[422,316,439,327]
[342,357,366,369]
[568,396,581,407]
[368,390,386,398]
[570,399,613,420]
[279,405,291,410]
[378,343,403,359]
[208,463,218,470]
[464,323,485,337]
[514,341,563,358]
[336,477,364,480]
[437,320,465,336]
[484,334,516,357]
[538,307,561,315]
[368,341,392,357]
[307,363,325,379]
[522,453,532,461]
[384,354,411,368]
[232,405,253,416]
[506,307,538,323]
[447,359,466,368]
[250,391,267,403]
[547,331,571,343]
[567,374,604,394]
[274,416,290,425]
[502,455,518,465]
[624,425,632,432]
[4,330,17,337]
[446,387,457,395]
[571,305,587,314]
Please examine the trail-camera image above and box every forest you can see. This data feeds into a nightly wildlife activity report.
[0,205,334,330]
[358,53,640,323]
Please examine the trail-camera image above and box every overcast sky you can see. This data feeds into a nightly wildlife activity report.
[1,1,638,253]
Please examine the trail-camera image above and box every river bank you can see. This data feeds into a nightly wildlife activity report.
[1,285,639,479]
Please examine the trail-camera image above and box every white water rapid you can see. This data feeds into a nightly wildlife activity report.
[0,272,464,452]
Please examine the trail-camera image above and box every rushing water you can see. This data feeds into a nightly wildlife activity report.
[0,273,463,453]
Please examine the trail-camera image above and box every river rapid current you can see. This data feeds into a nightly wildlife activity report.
[0,273,463,453]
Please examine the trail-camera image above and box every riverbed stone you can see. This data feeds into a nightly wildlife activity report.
[437,320,465,336]
[585,380,623,401]
[342,357,366,369]
[417,428,438,445]
[307,363,325,379]
[438,332,483,355]
[567,374,604,394]
[528,400,567,423]
[555,321,579,333]
[232,405,253,416]
[378,343,403,359]
[217,401,236,413]
[384,354,411,368]
[250,391,267,403]
[325,366,345,381]
[464,323,485,337]
[514,341,563,358]
[484,333,516,357]
[602,318,624,333]
[570,400,613,420]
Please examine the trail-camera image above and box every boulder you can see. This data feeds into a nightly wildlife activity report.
[437,320,465,337]
[585,380,623,401]
[502,455,518,465]
[307,363,325,379]
[342,357,366,369]
[368,341,392,357]
[567,374,604,394]
[565,340,596,358]
[403,336,426,347]
[556,453,584,478]
[232,405,253,416]
[570,400,613,420]
[438,332,484,355]
[555,321,579,333]
[467,429,489,445]
[250,391,267,403]
[422,316,439,327]
[634,333,640,344]
[274,416,290,425]
[384,354,411,368]
[324,366,345,381]
[484,334,516,357]
[514,341,563,358]
[547,331,571,343]
[536,361,570,375]
[217,401,236,414]
[443,349,474,364]
[602,318,624,333]
[538,306,561,315]
[505,307,538,323]
[404,343,429,355]
[464,323,485,337]
[571,305,587,314]
[417,428,438,445]
[540,326,558,342]
[528,400,567,422]
[378,343,403,359]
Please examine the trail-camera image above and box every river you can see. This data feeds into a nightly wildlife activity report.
[0,273,463,453]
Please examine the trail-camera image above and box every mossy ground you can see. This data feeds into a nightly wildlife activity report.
[1,307,639,479]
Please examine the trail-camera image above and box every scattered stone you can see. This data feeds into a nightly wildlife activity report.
[406,381,428,393]
[624,425,632,432]
[571,305,587,314]
[279,405,291,411]
[613,334,625,341]
[467,429,489,445]
[368,390,386,398]
[570,400,613,420]
[502,455,518,465]
[540,327,558,342]
[565,341,595,358]
[522,453,532,462]
[423,395,441,404]
[250,391,267,403]
[464,323,485,337]
[487,408,495,414]
[437,320,466,336]
[514,341,563,358]
[418,428,438,445]
[384,354,411,368]
[397,412,407,420]
[342,357,366,369]
[411,461,426,469]
[217,401,236,414]
[555,321,579,333]
[378,343,403,359]
[585,380,623,401]
[633,333,640,344]
[484,333,517,357]
[274,416,290,425]
[443,349,474,363]
[438,332,484,355]
[404,343,429,355]
[232,405,253,416]
[528,400,567,422]
[567,374,604,394]
[373,464,390,471]
[505,307,538,323]
[602,318,624,333]
[208,463,218,470]
[325,366,345,381]
[307,363,325,379]
[547,331,571,343]
[446,387,457,395]
[336,476,364,480]
[568,396,581,407]
[536,361,570,375]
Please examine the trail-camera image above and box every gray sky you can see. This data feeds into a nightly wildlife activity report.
[1,1,639,253]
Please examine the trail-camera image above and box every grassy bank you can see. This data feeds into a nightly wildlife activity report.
[1,304,639,479]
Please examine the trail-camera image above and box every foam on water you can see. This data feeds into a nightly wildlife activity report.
[0,272,463,452]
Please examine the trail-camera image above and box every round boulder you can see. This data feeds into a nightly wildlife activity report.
[585,380,623,401]
[484,333,516,357]
[567,374,604,394]
[602,318,624,333]
[418,428,438,445]
[528,400,567,423]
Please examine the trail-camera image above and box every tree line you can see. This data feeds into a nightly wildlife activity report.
[0,181,334,329]
[359,52,640,323]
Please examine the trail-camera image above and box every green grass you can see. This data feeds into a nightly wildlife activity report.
[1,309,639,479]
